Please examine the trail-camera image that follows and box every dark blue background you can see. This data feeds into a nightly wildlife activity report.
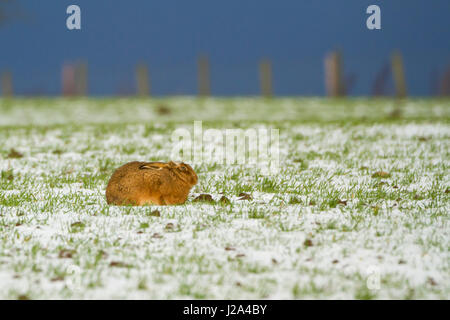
[1,0,449,96]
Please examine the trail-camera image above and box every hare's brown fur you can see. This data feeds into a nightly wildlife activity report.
[106,161,198,206]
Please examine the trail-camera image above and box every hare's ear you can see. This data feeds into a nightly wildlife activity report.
[168,161,177,167]
[139,162,167,170]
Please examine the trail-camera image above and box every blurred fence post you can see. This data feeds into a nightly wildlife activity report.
[62,64,76,96]
[372,62,390,96]
[75,61,88,96]
[440,66,450,96]
[136,63,150,96]
[324,51,344,97]
[1,71,13,97]
[198,55,210,97]
[62,62,88,96]
[391,51,407,98]
[259,59,273,98]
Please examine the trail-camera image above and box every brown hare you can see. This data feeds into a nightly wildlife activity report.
[106,161,198,206]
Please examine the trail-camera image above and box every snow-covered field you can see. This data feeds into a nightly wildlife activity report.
[0,97,449,299]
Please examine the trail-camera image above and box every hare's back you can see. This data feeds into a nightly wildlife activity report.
[108,161,145,184]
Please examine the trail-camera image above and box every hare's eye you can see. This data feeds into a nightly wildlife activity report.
[180,166,187,171]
